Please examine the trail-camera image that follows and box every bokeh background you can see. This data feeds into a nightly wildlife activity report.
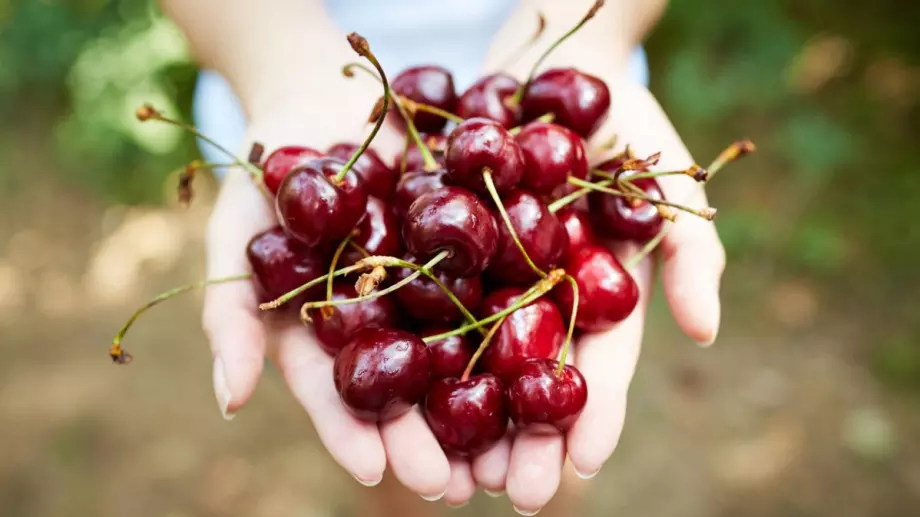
[2,0,919,516]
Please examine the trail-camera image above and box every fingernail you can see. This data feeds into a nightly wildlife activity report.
[213,357,235,421]
[420,489,446,502]
[574,466,601,479]
[352,474,383,487]
[484,489,504,498]
[514,505,541,516]
[696,336,716,348]
[447,501,469,509]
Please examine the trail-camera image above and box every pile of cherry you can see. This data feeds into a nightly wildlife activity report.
[113,1,753,459]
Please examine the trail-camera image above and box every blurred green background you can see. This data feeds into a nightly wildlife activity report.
[1,0,919,516]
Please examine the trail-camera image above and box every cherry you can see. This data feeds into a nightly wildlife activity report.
[424,374,508,456]
[261,146,323,196]
[392,65,457,134]
[246,227,327,304]
[398,134,447,173]
[479,287,565,382]
[393,255,483,323]
[553,245,639,332]
[310,281,399,356]
[521,68,610,139]
[334,327,431,422]
[392,169,446,220]
[444,118,524,196]
[515,122,588,194]
[590,168,665,242]
[340,196,402,266]
[419,327,474,380]
[275,157,368,246]
[556,207,596,262]
[327,143,398,201]
[403,186,499,278]
[487,190,569,285]
[455,73,522,129]
[506,358,587,433]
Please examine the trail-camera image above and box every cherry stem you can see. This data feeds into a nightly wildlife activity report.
[401,98,464,124]
[348,241,370,258]
[596,165,708,183]
[510,0,606,104]
[423,269,565,344]
[259,263,369,310]
[497,11,547,71]
[566,176,717,220]
[298,251,450,318]
[461,315,507,382]
[135,104,268,196]
[399,132,412,174]
[508,112,554,136]
[109,273,251,364]
[326,235,353,315]
[555,274,579,376]
[483,169,547,278]
[335,33,391,184]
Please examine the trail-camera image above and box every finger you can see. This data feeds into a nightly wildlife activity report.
[594,82,726,345]
[380,407,451,500]
[444,457,477,508]
[505,430,566,515]
[472,432,513,494]
[274,321,387,485]
[566,255,653,477]
[202,170,275,419]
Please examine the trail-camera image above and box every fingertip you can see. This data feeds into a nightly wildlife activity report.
[661,239,723,345]
[472,434,512,493]
[444,457,476,508]
[380,408,451,499]
[505,431,565,513]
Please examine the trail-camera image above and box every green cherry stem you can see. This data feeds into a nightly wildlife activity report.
[335,33,390,184]
[483,169,547,278]
[399,132,412,174]
[326,236,353,309]
[259,263,369,310]
[461,315,507,382]
[508,112,554,136]
[496,10,547,71]
[109,273,252,364]
[555,274,579,376]
[401,98,464,124]
[566,176,717,220]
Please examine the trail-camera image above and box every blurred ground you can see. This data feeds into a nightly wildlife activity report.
[2,0,920,516]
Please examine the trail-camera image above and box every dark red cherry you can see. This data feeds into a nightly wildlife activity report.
[553,245,639,332]
[262,146,322,196]
[392,65,457,134]
[455,73,522,129]
[515,122,588,194]
[246,227,327,305]
[396,134,447,173]
[326,143,398,201]
[444,118,524,196]
[521,68,610,139]
[310,282,399,356]
[403,187,499,278]
[275,157,368,246]
[486,190,569,285]
[392,170,446,220]
[424,374,508,456]
[506,358,587,433]
[419,327,474,380]
[557,207,596,262]
[340,196,402,267]
[479,287,565,382]
[393,255,483,323]
[334,327,431,422]
[590,169,665,242]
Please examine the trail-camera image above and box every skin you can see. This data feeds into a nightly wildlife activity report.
[163,0,723,513]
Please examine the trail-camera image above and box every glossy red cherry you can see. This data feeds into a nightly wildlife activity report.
[246,227,327,304]
[334,327,431,422]
[261,146,322,196]
[327,143,398,201]
[340,196,401,267]
[506,358,587,433]
[486,190,569,285]
[479,287,565,382]
[455,73,522,129]
[557,207,596,262]
[521,68,610,139]
[424,374,508,456]
[275,157,368,247]
[553,245,639,332]
[515,122,588,194]
[392,170,446,220]
[397,134,447,173]
[392,65,457,134]
[393,255,483,323]
[419,327,474,380]
[403,186,499,278]
[590,169,665,242]
[444,118,524,196]
[310,282,400,356]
